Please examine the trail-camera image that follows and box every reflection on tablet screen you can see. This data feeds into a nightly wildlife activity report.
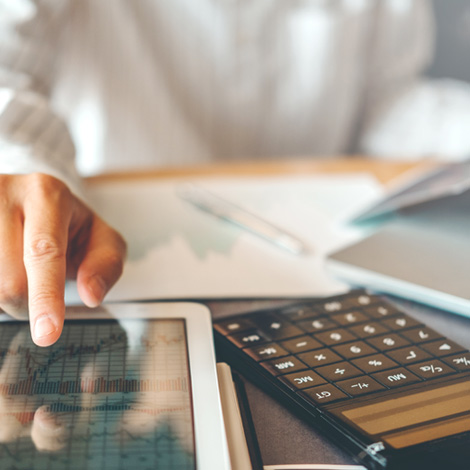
[0,319,195,470]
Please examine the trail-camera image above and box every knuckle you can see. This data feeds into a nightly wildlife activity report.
[109,251,125,274]
[115,232,127,256]
[0,278,28,316]
[25,235,65,263]
[28,290,59,310]
[27,173,71,202]
[104,247,125,275]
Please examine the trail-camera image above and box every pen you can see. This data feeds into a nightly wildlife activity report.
[177,184,308,256]
[217,363,264,470]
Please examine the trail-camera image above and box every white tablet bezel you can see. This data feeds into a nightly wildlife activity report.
[0,301,231,470]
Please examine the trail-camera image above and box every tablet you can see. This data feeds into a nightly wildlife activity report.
[0,302,231,470]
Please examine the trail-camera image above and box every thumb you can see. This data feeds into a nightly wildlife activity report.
[76,216,126,307]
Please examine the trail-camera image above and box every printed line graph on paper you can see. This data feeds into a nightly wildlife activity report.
[0,319,195,470]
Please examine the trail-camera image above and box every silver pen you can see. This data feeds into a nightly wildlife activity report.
[177,184,308,256]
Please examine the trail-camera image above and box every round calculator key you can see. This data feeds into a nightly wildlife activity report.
[301,384,349,405]
[336,376,385,396]
[408,360,456,380]
[280,370,327,390]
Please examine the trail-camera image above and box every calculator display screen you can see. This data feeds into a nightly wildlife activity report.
[340,380,470,449]
[0,319,196,470]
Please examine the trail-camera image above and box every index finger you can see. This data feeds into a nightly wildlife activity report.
[23,180,72,347]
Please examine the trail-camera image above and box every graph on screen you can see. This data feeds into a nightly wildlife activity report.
[0,319,195,470]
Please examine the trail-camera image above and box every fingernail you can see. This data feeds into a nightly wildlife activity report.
[34,315,57,339]
[88,275,107,305]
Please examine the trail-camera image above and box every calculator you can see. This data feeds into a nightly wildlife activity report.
[213,290,470,470]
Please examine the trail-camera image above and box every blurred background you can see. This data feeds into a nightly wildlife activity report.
[427,0,470,83]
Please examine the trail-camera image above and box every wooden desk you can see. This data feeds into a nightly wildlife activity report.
[86,157,432,186]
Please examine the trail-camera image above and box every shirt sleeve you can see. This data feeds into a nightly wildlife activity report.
[0,0,82,194]
[359,0,470,161]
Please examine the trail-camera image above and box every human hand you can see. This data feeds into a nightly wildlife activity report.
[0,173,126,346]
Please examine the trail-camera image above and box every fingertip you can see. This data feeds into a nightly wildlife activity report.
[77,274,107,308]
[31,313,62,347]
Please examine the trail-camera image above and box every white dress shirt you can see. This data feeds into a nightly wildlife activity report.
[0,0,469,192]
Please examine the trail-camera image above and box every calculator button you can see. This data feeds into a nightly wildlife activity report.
[442,353,470,371]
[252,313,303,339]
[352,354,399,373]
[366,334,410,351]
[280,370,327,390]
[333,341,378,359]
[372,367,421,388]
[314,328,357,346]
[382,316,421,331]
[228,329,270,347]
[336,376,385,396]
[214,317,256,335]
[349,322,389,339]
[280,335,323,354]
[315,299,349,314]
[298,318,338,333]
[261,356,307,376]
[280,305,319,322]
[298,348,343,367]
[363,304,401,319]
[386,346,431,365]
[244,343,289,361]
[332,310,368,326]
[420,339,466,357]
[316,361,362,382]
[408,360,456,380]
[257,322,304,341]
[400,327,442,344]
[302,384,349,404]
[347,293,382,308]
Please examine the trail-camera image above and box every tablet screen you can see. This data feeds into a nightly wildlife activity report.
[0,319,196,470]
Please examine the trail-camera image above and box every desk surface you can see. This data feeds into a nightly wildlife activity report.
[89,158,466,468]
[86,157,432,185]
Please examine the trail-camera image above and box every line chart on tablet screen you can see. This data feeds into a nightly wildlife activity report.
[0,319,195,470]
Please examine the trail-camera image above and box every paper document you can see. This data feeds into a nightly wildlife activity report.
[65,174,382,304]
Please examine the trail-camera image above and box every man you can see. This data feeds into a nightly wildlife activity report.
[0,0,469,346]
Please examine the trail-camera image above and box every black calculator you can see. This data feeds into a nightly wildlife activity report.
[213,290,470,470]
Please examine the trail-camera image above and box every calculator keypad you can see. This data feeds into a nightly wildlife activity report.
[215,290,470,407]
